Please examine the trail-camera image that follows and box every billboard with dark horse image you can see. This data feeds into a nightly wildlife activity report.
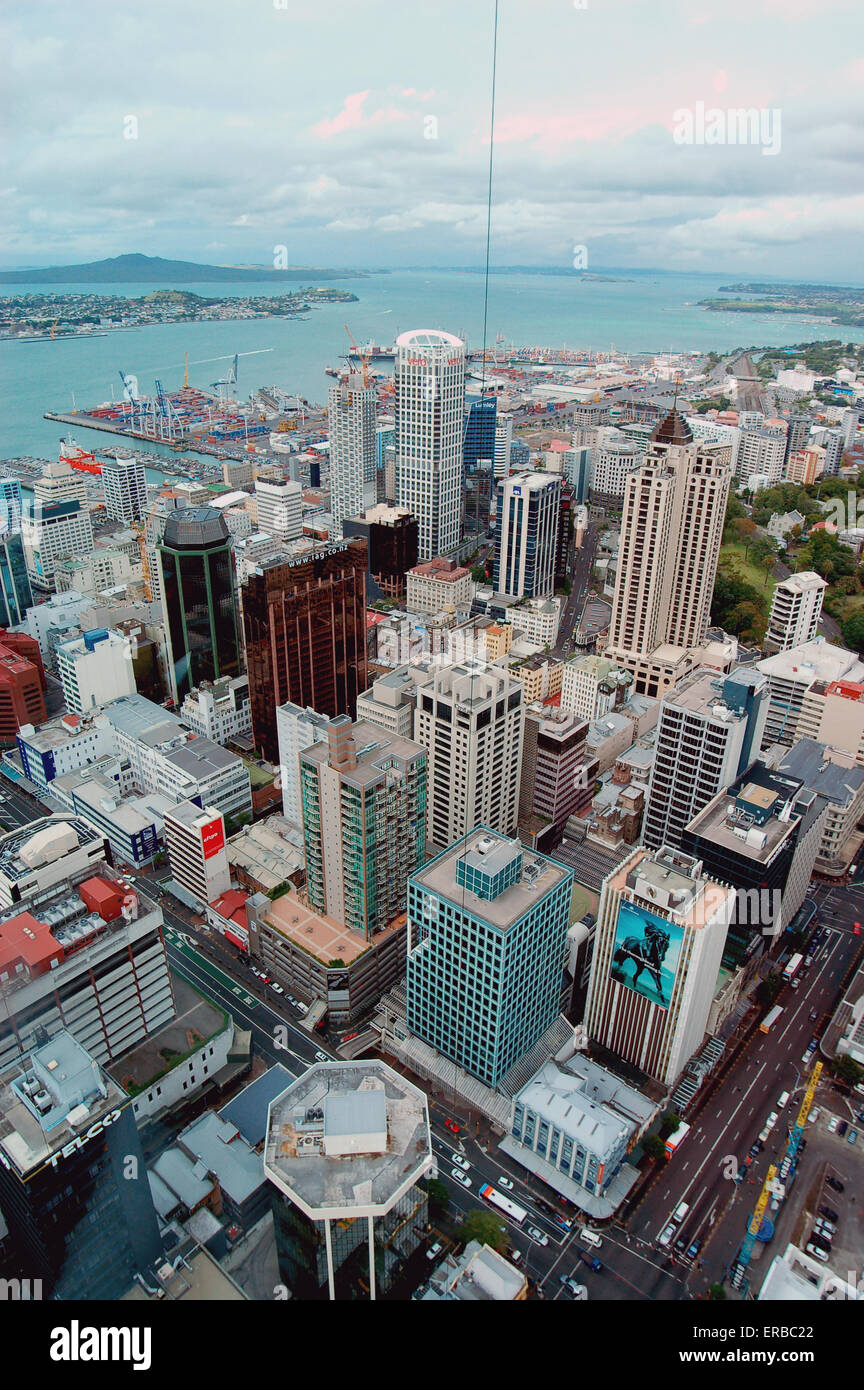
[610,901,683,1010]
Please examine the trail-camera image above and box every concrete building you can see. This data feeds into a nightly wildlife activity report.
[356,667,418,739]
[561,655,633,723]
[501,1051,655,1218]
[643,667,769,852]
[242,540,368,764]
[785,445,825,486]
[51,766,173,869]
[56,628,137,715]
[0,843,174,1071]
[774,740,864,876]
[508,653,563,706]
[264,1060,433,1300]
[16,711,117,791]
[406,557,473,616]
[164,801,231,905]
[394,329,466,560]
[798,679,864,764]
[23,589,91,669]
[492,472,561,600]
[603,410,732,698]
[585,846,735,1089]
[756,638,864,748]
[0,630,46,741]
[420,1241,527,1301]
[519,705,597,842]
[413,662,524,849]
[589,431,643,504]
[180,675,252,746]
[275,702,332,826]
[101,455,147,524]
[406,829,573,1087]
[52,544,143,598]
[682,763,826,970]
[734,426,786,484]
[299,717,427,938]
[253,477,303,543]
[0,1032,162,1300]
[22,488,95,593]
[765,572,827,652]
[328,374,377,538]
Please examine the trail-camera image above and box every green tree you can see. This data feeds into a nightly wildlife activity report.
[834,1055,864,1086]
[660,1112,681,1138]
[471,565,487,583]
[426,1178,451,1217]
[708,1283,727,1301]
[457,1209,508,1252]
[643,1134,667,1161]
[842,611,864,654]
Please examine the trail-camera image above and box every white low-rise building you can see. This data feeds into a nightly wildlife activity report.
[180,675,252,746]
[56,628,137,715]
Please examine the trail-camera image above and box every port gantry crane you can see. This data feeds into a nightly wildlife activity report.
[343,325,371,386]
[211,354,239,403]
[728,1060,823,1294]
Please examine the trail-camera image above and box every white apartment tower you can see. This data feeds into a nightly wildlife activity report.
[493,472,561,600]
[413,662,524,849]
[604,410,732,697]
[766,572,827,652]
[22,459,94,592]
[101,456,148,524]
[395,329,466,560]
[254,477,303,543]
[328,374,377,538]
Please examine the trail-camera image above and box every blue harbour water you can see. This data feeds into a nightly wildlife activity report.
[2,268,862,466]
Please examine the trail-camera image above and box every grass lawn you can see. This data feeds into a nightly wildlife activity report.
[718,542,778,598]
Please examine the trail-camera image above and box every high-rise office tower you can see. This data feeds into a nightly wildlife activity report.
[492,472,561,600]
[394,329,465,560]
[584,846,735,1088]
[0,1031,162,1299]
[328,374,377,539]
[157,507,241,703]
[603,410,731,697]
[101,455,148,524]
[33,456,87,508]
[22,460,94,592]
[254,476,303,543]
[342,504,418,601]
[643,667,769,852]
[494,413,514,480]
[300,716,427,937]
[406,828,573,1087]
[413,662,524,849]
[0,477,23,532]
[766,572,827,652]
[242,539,368,764]
[463,396,497,535]
[519,705,596,837]
[0,531,33,626]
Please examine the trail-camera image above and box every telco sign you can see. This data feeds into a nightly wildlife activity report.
[46,1109,123,1170]
[201,818,226,859]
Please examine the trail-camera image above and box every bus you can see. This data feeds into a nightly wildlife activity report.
[783,953,804,982]
[760,1004,784,1034]
[664,1122,691,1161]
[478,1184,528,1224]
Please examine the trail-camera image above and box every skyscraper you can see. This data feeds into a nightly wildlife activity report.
[492,472,561,600]
[406,829,573,1087]
[413,662,524,849]
[328,374,377,539]
[0,477,23,532]
[585,846,734,1088]
[395,329,465,560]
[603,410,732,697]
[766,572,827,652]
[22,459,94,592]
[300,716,426,937]
[242,539,368,763]
[463,395,497,535]
[0,531,33,627]
[101,455,148,524]
[643,667,769,852]
[254,476,303,543]
[157,507,241,703]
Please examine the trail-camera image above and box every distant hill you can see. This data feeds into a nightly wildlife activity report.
[0,252,365,285]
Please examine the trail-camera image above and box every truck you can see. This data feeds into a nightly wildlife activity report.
[760,1004,784,1034]
[664,1122,691,1161]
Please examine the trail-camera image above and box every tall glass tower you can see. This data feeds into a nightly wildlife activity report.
[157,507,241,703]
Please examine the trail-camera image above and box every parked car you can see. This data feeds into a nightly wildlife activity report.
[314,1050,329,1062]
[819,1205,839,1223]
[826,1175,845,1193]
[687,1240,702,1260]
[269,981,284,994]
[847,1128,858,1144]
[815,1219,836,1237]
[810,1010,819,1022]
[828,1116,839,1133]
[451,1153,470,1170]
[808,1108,820,1125]
[450,1168,471,1188]
[806,1242,829,1263]
[426,1241,443,1262]
[837,1121,849,1138]
[659,1224,676,1247]
[498,1176,514,1191]
[527,1226,549,1246]
[809,1232,832,1254]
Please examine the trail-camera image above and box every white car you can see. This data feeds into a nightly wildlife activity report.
[269,981,284,994]
[315,1050,329,1062]
[658,1224,676,1248]
[451,1153,470,1170]
[527,1226,549,1246]
[827,1116,839,1133]
[805,1242,829,1263]
[808,1107,820,1125]
[426,1241,443,1262]
[451,1168,472,1188]
[498,1176,514,1191]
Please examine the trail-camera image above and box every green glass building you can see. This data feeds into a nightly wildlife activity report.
[157,507,241,703]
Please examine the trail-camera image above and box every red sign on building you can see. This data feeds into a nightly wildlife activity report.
[201,818,225,859]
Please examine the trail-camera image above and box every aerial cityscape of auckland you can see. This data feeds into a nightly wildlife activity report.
[2,0,863,1359]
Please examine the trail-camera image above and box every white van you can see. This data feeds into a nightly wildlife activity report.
[580,1228,603,1249]
[777,1091,790,1109]
[673,1202,689,1224]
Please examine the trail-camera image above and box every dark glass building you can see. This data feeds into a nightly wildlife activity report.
[463,396,497,535]
[242,538,368,763]
[0,533,33,628]
[0,1032,162,1300]
[157,507,241,703]
[342,505,418,601]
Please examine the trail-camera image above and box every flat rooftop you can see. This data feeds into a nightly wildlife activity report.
[166,737,243,777]
[264,1060,431,1217]
[686,789,798,863]
[264,889,405,966]
[107,975,226,1094]
[412,827,571,930]
[101,692,184,740]
[0,816,102,885]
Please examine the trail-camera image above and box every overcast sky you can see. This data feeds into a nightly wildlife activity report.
[3,0,863,279]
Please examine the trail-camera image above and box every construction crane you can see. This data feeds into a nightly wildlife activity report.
[49,317,60,340]
[729,1163,778,1293]
[344,325,370,387]
[789,1061,822,1160]
[211,354,238,402]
